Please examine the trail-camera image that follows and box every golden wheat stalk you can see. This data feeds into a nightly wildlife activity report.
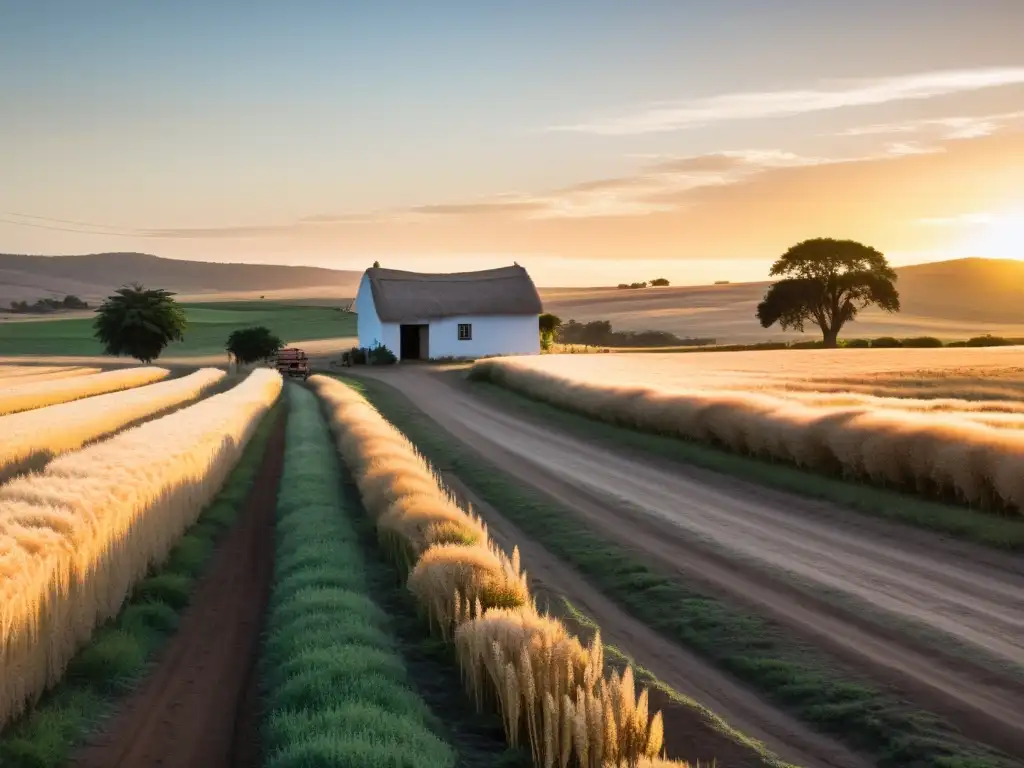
[309,375,690,767]
[0,368,225,479]
[471,358,1024,511]
[0,368,282,726]
[0,366,169,416]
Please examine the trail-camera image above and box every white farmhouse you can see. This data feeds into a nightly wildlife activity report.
[354,265,544,361]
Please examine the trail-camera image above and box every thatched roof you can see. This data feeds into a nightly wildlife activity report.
[365,265,543,322]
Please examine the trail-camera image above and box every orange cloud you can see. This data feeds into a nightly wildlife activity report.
[295,129,1023,260]
[13,125,1020,265]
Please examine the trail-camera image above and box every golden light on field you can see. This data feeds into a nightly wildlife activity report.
[471,347,1024,512]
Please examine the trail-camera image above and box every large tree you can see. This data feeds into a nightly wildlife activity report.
[93,284,187,363]
[226,325,284,365]
[756,238,900,348]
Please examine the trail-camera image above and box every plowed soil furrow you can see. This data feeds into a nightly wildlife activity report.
[70,409,286,768]
[353,367,1024,761]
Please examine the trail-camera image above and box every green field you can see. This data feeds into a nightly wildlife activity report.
[0,301,357,357]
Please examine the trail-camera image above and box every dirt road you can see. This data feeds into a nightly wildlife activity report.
[355,366,1024,761]
[71,409,286,768]
[442,473,865,768]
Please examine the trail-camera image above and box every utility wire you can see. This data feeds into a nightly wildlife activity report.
[0,214,144,237]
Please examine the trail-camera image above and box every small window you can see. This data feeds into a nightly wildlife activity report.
[458,323,472,341]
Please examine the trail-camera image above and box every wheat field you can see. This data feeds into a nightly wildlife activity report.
[470,347,1024,512]
[0,365,101,383]
[0,366,169,416]
[0,368,282,727]
[310,375,680,767]
[0,368,226,481]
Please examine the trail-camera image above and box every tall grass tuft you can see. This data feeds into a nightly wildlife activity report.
[0,368,282,727]
[261,384,456,767]
[311,374,687,767]
[0,368,225,480]
[470,358,1024,513]
[0,367,169,416]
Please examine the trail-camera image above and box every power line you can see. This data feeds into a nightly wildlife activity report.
[3,211,133,231]
[0,215,142,237]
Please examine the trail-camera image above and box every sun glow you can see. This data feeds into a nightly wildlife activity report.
[948,205,1024,260]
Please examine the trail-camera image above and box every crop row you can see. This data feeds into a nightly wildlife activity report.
[0,367,169,416]
[0,366,102,383]
[310,375,681,768]
[0,368,282,727]
[0,368,226,480]
[469,359,1024,512]
[261,384,457,767]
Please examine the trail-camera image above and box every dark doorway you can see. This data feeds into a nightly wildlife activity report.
[399,324,428,360]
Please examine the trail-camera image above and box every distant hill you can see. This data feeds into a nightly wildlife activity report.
[540,257,1024,344]
[5,253,1023,343]
[0,252,362,306]
[893,257,1024,325]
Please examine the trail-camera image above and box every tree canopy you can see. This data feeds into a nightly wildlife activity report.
[755,238,900,347]
[92,284,187,363]
[226,325,284,364]
[539,313,562,334]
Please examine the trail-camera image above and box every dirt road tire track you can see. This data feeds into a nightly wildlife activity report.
[71,408,286,768]
[349,366,1024,764]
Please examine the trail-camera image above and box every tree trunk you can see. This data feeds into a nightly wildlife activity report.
[821,326,839,348]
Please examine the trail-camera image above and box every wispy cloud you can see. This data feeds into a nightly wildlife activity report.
[502,149,837,218]
[408,199,549,216]
[838,110,1024,140]
[546,67,1024,136]
[883,142,945,156]
[3,128,1004,242]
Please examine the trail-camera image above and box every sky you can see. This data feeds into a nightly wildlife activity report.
[2,0,1023,286]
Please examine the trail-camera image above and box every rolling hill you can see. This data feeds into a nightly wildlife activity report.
[3,252,1023,344]
[0,252,362,307]
[538,257,1024,344]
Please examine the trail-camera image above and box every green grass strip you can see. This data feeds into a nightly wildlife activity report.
[342,374,1020,768]
[260,384,456,768]
[464,370,1024,550]
[0,397,283,768]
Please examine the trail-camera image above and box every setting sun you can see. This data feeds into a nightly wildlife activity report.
[951,205,1024,260]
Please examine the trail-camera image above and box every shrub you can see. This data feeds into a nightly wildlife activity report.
[900,336,944,348]
[965,335,1013,347]
[368,343,398,365]
[870,336,902,348]
[841,338,871,348]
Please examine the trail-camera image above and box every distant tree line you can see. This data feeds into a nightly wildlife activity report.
[5,294,89,313]
[616,278,670,290]
[539,313,714,350]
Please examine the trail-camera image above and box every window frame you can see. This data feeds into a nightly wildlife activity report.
[457,322,472,341]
